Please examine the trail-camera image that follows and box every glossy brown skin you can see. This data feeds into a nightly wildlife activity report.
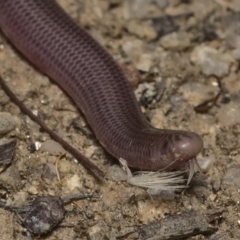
[0,0,203,171]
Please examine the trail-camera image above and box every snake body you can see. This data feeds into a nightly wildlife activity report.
[0,0,203,172]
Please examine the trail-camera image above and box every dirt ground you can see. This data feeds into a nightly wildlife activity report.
[0,0,240,239]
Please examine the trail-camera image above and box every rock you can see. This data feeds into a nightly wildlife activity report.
[0,165,22,189]
[217,101,240,126]
[0,112,16,135]
[191,45,233,77]
[222,13,240,49]
[160,31,191,51]
[106,164,127,181]
[123,0,152,19]
[223,165,240,187]
[85,145,103,158]
[126,19,157,41]
[152,16,178,38]
[135,82,157,105]
[122,39,153,72]
[180,82,219,106]
[41,139,66,156]
[232,48,240,60]
[65,174,82,191]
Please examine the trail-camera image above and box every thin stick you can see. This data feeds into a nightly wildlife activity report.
[0,75,104,177]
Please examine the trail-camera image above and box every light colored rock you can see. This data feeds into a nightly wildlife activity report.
[65,174,82,191]
[126,19,157,41]
[180,82,219,106]
[42,139,66,156]
[135,82,156,103]
[122,39,153,72]
[160,31,191,51]
[223,165,240,187]
[191,45,233,77]
[106,164,127,181]
[0,112,16,135]
[217,101,240,126]
[232,48,240,60]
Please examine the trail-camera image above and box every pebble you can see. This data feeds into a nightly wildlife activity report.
[147,189,175,200]
[122,39,153,72]
[190,46,233,77]
[106,164,127,181]
[135,82,157,105]
[0,112,16,135]
[154,0,168,9]
[0,165,21,189]
[126,19,157,41]
[123,0,154,19]
[152,16,178,38]
[179,82,219,106]
[197,156,215,172]
[85,145,102,158]
[160,31,191,51]
[41,139,66,156]
[42,163,57,180]
[232,48,240,60]
[217,101,240,126]
[65,174,82,191]
[222,165,240,187]
[27,185,39,195]
[222,13,240,49]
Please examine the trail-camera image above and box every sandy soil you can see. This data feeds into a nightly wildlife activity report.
[0,0,240,239]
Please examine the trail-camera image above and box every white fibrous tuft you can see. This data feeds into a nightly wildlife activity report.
[127,171,187,191]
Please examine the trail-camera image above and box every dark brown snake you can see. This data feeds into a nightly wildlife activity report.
[0,0,203,182]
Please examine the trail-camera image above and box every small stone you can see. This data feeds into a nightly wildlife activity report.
[27,186,38,195]
[180,82,219,107]
[160,31,191,51]
[217,101,240,126]
[223,165,240,187]
[135,82,157,105]
[0,112,16,135]
[232,48,240,60]
[106,164,127,181]
[65,174,82,191]
[83,178,94,189]
[126,19,157,41]
[197,156,215,172]
[0,165,21,189]
[152,16,178,38]
[42,163,57,180]
[209,193,217,202]
[122,39,153,72]
[122,0,152,19]
[191,45,233,77]
[154,0,168,9]
[147,189,175,200]
[85,145,102,158]
[42,139,66,156]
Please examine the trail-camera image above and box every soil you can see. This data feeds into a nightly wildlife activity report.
[0,0,240,239]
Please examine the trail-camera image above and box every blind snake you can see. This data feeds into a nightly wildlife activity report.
[0,0,203,188]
